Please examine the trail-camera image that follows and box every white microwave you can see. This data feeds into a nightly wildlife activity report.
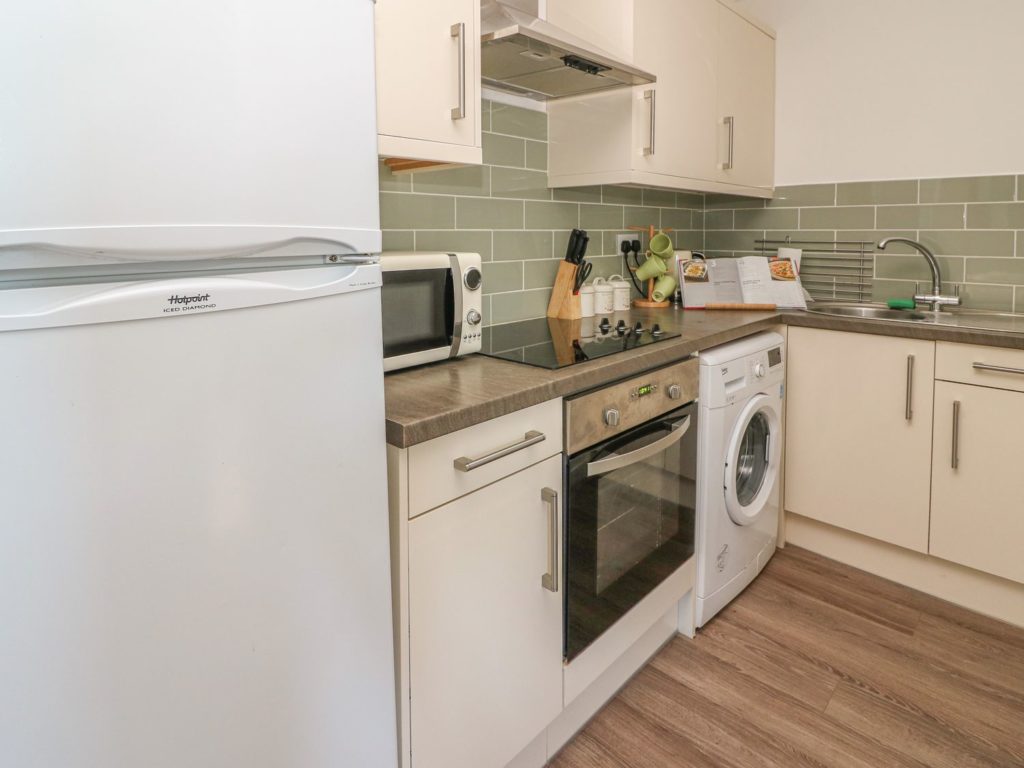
[380,252,483,372]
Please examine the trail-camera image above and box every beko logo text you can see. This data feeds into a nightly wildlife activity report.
[164,293,216,313]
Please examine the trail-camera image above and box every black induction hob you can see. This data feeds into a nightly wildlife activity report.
[480,316,681,370]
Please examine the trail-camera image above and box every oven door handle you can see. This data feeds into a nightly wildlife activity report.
[586,416,691,478]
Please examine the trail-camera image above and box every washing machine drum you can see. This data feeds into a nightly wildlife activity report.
[723,393,781,526]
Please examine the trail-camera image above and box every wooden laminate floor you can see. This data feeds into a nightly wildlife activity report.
[550,546,1024,768]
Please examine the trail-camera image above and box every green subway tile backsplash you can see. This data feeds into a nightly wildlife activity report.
[482,132,525,168]
[837,180,918,206]
[380,100,1024,321]
[919,175,1015,203]
[876,204,965,230]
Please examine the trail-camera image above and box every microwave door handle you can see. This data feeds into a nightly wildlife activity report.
[586,415,691,478]
[448,253,463,358]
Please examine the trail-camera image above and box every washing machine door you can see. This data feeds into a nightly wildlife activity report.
[723,393,781,526]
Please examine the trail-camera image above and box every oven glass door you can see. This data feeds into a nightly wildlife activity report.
[565,402,697,661]
[381,268,454,359]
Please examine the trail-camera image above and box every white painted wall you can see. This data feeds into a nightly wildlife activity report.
[730,0,1024,184]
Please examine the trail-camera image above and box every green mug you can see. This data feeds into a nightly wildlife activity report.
[652,274,677,302]
[649,231,674,261]
[635,253,666,281]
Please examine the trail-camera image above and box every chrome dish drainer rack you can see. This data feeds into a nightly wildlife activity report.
[755,237,874,302]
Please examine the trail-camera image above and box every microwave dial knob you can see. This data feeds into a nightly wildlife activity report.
[466,309,482,326]
[668,384,682,400]
[604,408,620,427]
[464,267,482,291]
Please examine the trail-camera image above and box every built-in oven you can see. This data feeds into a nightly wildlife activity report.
[379,252,483,372]
[563,357,698,662]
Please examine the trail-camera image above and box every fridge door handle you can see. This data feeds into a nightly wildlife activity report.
[587,416,691,477]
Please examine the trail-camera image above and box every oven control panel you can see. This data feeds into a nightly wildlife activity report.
[565,357,699,454]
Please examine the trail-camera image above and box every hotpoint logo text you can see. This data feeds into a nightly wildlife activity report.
[164,293,216,313]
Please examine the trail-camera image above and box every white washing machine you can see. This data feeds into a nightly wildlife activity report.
[695,331,785,627]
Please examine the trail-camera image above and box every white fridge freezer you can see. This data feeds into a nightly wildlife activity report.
[0,264,398,767]
[0,0,380,270]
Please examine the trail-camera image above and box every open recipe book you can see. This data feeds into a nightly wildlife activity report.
[678,254,807,309]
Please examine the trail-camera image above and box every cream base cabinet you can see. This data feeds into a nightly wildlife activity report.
[375,0,482,164]
[931,381,1024,584]
[408,454,563,768]
[784,327,934,552]
[547,0,773,197]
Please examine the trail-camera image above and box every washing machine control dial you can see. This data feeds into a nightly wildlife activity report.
[604,408,620,427]
[754,362,767,378]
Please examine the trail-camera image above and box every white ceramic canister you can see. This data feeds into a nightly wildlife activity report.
[608,274,631,311]
[579,283,595,317]
[592,277,615,314]
[579,314,595,338]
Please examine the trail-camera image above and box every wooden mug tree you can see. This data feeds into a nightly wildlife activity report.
[627,224,673,308]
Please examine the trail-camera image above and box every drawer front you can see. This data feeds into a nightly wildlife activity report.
[408,398,562,517]
[936,342,1024,393]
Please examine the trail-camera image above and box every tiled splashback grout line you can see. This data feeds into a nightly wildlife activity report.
[705,175,1024,313]
[380,99,1024,320]
[380,99,705,326]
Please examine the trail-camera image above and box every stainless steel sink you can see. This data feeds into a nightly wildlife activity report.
[808,304,928,321]
[806,302,1024,334]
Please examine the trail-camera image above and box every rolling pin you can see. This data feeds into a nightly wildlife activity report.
[704,303,777,311]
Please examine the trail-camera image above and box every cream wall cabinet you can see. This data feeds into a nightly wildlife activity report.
[930,343,1024,585]
[715,3,775,189]
[784,327,934,552]
[388,400,564,768]
[547,0,774,197]
[545,0,635,63]
[375,0,482,164]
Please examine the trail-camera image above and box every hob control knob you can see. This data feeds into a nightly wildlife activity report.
[615,319,627,333]
[599,317,611,333]
[466,309,482,326]
[604,408,621,427]
[754,362,766,378]
[464,267,482,291]
[633,321,644,335]
[652,324,663,336]
[668,384,682,400]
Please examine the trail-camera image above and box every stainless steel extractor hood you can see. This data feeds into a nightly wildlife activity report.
[480,1,655,100]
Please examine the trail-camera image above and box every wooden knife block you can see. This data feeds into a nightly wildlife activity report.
[546,261,582,320]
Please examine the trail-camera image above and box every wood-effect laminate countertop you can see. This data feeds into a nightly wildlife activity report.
[384,307,1024,448]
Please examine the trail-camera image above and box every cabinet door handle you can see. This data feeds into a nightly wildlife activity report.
[905,354,914,421]
[541,487,559,593]
[453,430,545,472]
[643,89,656,156]
[451,22,466,120]
[719,115,735,170]
[951,400,961,470]
[972,361,1024,376]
